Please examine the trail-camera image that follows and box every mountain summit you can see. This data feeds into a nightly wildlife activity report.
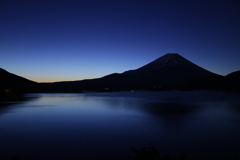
[141,53,200,68]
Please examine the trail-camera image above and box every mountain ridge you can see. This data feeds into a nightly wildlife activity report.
[1,53,239,93]
[44,53,224,92]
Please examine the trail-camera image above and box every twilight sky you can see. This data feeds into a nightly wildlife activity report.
[0,0,239,82]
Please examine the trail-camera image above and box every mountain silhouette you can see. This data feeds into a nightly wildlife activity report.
[1,54,239,93]
[0,68,37,94]
[122,53,217,84]
[224,71,240,91]
[46,53,221,92]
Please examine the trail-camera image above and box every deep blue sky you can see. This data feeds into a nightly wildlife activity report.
[0,0,239,82]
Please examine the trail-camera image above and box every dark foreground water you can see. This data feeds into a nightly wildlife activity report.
[0,91,240,160]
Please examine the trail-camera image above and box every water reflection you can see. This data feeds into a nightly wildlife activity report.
[0,95,39,116]
[0,91,240,160]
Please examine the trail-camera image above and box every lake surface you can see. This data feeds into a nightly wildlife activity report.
[0,91,240,160]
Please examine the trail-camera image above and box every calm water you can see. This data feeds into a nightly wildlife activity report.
[0,91,240,160]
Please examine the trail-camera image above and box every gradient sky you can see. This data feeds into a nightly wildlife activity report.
[0,0,239,82]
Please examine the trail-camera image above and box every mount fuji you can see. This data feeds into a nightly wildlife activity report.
[122,53,217,84]
[46,53,222,92]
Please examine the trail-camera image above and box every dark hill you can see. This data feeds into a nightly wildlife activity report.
[224,71,240,92]
[0,68,37,94]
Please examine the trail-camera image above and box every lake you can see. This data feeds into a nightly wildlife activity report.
[0,91,240,160]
